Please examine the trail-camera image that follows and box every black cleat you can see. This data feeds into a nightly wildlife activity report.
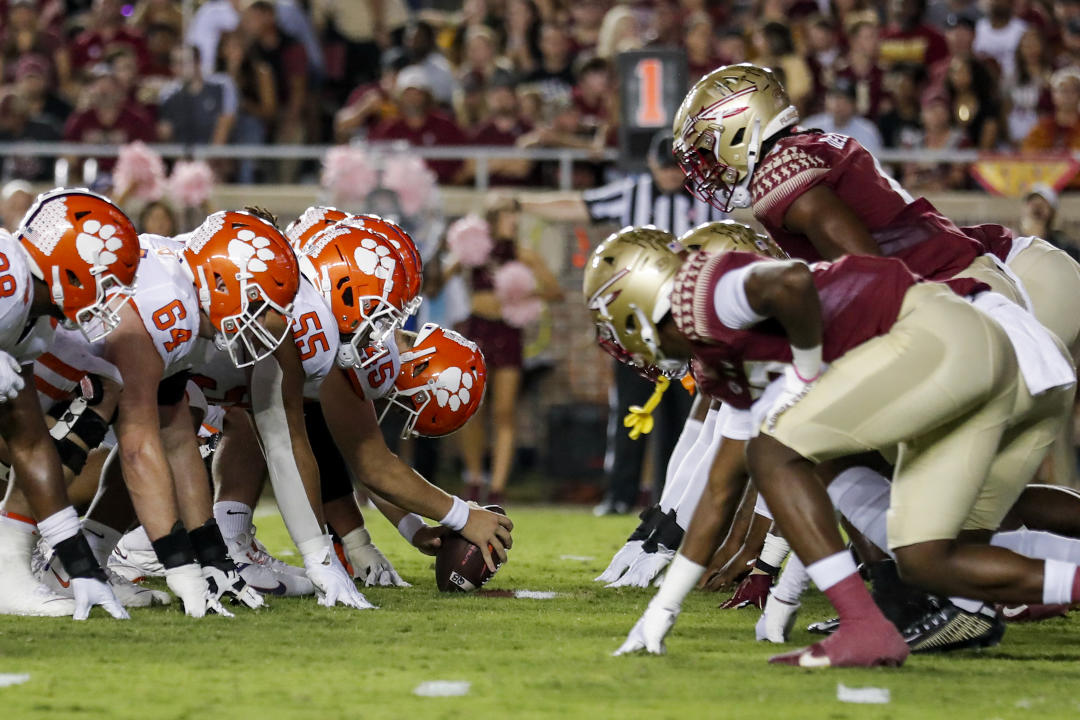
[807,616,839,635]
[901,601,1005,653]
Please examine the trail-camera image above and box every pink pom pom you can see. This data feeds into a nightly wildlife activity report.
[382,155,437,216]
[493,260,536,305]
[114,141,165,201]
[446,214,493,267]
[321,146,378,205]
[168,161,216,208]
[501,297,543,328]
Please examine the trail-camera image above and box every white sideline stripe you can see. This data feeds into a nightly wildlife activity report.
[514,590,558,599]
[559,555,595,562]
[836,684,890,704]
[0,674,30,687]
[413,681,471,697]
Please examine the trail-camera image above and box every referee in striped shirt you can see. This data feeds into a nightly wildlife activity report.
[520,131,726,515]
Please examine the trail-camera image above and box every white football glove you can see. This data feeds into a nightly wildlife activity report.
[347,533,409,587]
[595,540,645,584]
[71,576,129,620]
[755,592,801,643]
[166,563,233,618]
[0,352,24,402]
[606,544,675,588]
[303,536,376,610]
[203,564,265,610]
[614,602,679,656]
[766,365,825,431]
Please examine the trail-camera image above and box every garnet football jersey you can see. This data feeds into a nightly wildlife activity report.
[751,131,981,281]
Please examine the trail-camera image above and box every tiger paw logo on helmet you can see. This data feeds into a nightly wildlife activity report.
[354,236,396,279]
[76,219,126,267]
[227,229,278,274]
[433,366,474,412]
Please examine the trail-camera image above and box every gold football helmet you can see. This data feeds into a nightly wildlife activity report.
[672,64,799,212]
[583,226,688,377]
[678,220,788,260]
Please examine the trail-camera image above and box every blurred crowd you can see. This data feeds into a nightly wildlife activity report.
[4,0,1080,191]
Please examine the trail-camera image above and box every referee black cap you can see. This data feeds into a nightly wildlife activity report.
[647,130,678,168]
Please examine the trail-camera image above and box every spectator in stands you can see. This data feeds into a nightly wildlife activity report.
[458,25,508,84]
[214,30,274,183]
[0,180,33,232]
[1059,18,1080,69]
[931,12,978,86]
[138,199,178,237]
[567,0,607,55]
[716,27,749,65]
[505,0,543,74]
[524,23,576,100]
[1019,184,1077,260]
[459,71,535,185]
[130,0,183,33]
[13,55,70,131]
[1007,29,1054,145]
[144,23,180,79]
[334,47,408,142]
[803,77,883,154]
[878,62,926,148]
[370,66,465,184]
[752,22,813,113]
[595,4,640,59]
[804,15,840,112]
[836,20,886,120]
[926,0,983,28]
[158,46,237,146]
[71,0,149,75]
[0,0,66,87]
[107,46,156,124]
[648,0,683,47]
[945,55,1003,149]
[311,0,410,87]
[1023,67,1080,154]
[902,92,969,190]
[879,0,948,69]
[973,0,1027,81]
[404,21,457,106]
[455,72,489,129]
[685,11,720,82]
[572,57,613,135]
[64,66,157,176]
[0,91,61,182]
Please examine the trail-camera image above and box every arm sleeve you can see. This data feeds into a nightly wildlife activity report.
[712,262,767,330]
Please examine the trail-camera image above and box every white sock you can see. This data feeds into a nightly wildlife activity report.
[663,418,704,488]
[213,501,253,541]
[82,519,122,566]
[753,493,773,520]
[992,529,1080,564]
[659,408,718,512]
[673,417,725,528]
[805,551,857,592]
[1042,558,1077,605]
[123,525,153,551]
[758,532,790,571]
[772,553,809,605]
[826,466,893,557]
[0,512,36,534]
[652,553,706,611]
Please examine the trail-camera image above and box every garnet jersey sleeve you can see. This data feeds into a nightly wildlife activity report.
[289,277,340,400]
[132,234,202,376]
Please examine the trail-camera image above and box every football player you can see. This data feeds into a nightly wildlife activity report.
[596,225,1076,667]
[0,189,139,619]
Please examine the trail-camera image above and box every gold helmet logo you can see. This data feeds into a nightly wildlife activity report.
[678,220,788,260]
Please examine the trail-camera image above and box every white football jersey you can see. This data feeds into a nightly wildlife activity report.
[291,276,339,400]
[0,230,56,366]
[134,234,201,377]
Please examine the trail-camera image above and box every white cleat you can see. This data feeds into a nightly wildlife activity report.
[0,523,75,617]
[38,549,170,608]
[225,528,314,597]
[107,527,165,582]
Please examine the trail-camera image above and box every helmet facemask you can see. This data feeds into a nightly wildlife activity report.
[71,267,137,342]
[676,119,763,213]
[202,265,295,368]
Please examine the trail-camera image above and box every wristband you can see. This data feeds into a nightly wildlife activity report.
[188,519,232,571]
[397,514,426,544]
[790,344,823,382]
[54,533,105,580]
[37,505,81,548]
[151,521,197,570]
[439,496,470,532]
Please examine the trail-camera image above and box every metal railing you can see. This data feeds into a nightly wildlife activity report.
[0,141,1045,191]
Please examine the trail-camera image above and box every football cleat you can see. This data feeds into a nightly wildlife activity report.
[901,600,1005,653]
[225,528,314,596]
[0,523,76,617]
[998,603,1070,623]
[108,527,165,581]
[770,617,910,668]
[807,616,839,635]
[38,548,170,607]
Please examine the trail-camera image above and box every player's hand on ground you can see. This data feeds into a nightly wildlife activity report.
[614,602,679,656]
[0,351,24,402]
[71,576,129,620]
[203,564,265,610]
[411,524,449,556]
[461,507,513,572]
[596,540,645,584]
[352,541,409,587]
[606,545,674,588]
[701,553,754,592]
[304,539,376,609]
[166,563,229,618]
[720,572,773,609]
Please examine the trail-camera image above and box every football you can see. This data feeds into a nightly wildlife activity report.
[435,505,506,592]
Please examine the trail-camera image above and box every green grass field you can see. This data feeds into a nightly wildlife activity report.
[1,506,1079,719]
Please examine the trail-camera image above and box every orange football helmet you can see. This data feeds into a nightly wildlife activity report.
[379,323,487,438]
[284,206,349,252]
[350,214,423,314]
[300,222,412,369]
[183,210,300,367]
[17,188,140,342]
